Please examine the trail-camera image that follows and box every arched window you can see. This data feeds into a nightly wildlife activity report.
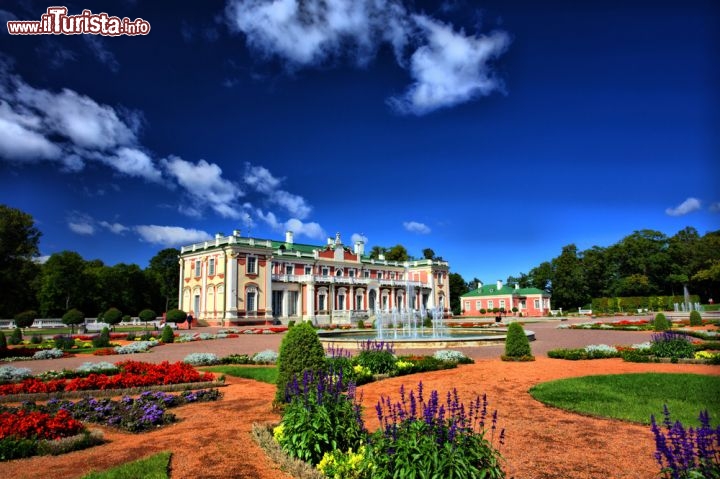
[246,286,258,313]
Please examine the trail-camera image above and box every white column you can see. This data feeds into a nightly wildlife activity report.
[265,258,273,318]
[178,258,184,312]
[225,253,238,319]
[307,283,315,320]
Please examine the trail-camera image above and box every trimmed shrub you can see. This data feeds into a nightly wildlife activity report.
[13,310,37,329]
[165,309,187,325]
[54,335,75,350]
[101,307,123,329]
[161,325,175,343]
[502,322,533,361]
[9,327,23,345]
[275,321,327,403]
[653,313,670,332]
[287,320,296,329]
[355,350,397,375]
[29,335,42,345]
[138,309,157,323]
[92,327,111,348]
[62,309,85,333]
[689,310,702,326]
[122,314,132,323]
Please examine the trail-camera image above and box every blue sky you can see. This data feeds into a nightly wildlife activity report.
[1,0,718,284]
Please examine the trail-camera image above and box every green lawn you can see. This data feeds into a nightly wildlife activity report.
[80,451,171,479]
[203,365,278,384]
[529,373,720,426]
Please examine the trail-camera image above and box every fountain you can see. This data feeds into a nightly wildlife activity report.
[318,305,534,349]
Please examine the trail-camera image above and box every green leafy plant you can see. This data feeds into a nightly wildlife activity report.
[689,310,702,326]
[92,327,111,348]
[138,309,157,323]
[650,332,695,360]
[29,334,42,345]
[276,370,364,465]
[354,350,396,375]
[275,321,326,403]
[165,309,187,325]
[8,328,22,346]
[161,325,175,343]
[502,322,533,361]
[653,313,670,332]
[366,383,506,479]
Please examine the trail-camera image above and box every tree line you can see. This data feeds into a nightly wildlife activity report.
[448,227,720,313]
[0,204,179,319]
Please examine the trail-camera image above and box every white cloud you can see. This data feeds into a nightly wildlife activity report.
[99,221,129,234]
[162,156,244,218]
[351,233,368,244]
[83,35,120,73]
[403,221,431,234]
[257,209,326,240]
[244,163,312,219]
[68,221,95,235]
[389,16,509,115]
[226,0,508,114]
[135,225,212,246]
[665,198,702,217]
[0,66,163,181]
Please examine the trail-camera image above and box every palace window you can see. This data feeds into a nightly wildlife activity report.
[488,300,494,309]
[534,299,540,309]
[364,270,370,278]
[336,268,343,277]
[348,269,355,278]
[322,267,329,277]
[304,265,312,275]
[285,264,293,275]
[356,294,363,310]
[318,293,326,311]
[247,256,257,275]
[247,289,257,312]
[464,301,470,311]
[499,299,506,309]
[475,300,481,310]
[377,271,383,280]
[194,260,201,277]
[208,258,215,276]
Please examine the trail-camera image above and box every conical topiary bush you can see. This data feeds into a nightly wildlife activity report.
[502,322,534,361]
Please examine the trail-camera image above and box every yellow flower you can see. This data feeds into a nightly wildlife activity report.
[272,423,285,443]
[695,351,718,360]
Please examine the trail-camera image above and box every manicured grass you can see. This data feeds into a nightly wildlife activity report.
[203,365,278,384]
[529,373,720,426]
[80,451,171,479]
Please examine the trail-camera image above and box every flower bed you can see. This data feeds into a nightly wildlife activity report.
[0,360,214,396]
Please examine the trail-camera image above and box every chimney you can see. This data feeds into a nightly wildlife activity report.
[327,237,333,245]
[477,280,483,289]
[285,231,294,244]
[496,280,503,290]
[378,254,385,261]
[232,229,241,237]
[515,283,519,290]
[354,240,365,255]
[215,232,224,239]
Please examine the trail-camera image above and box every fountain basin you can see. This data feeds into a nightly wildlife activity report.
[318,328,535,349]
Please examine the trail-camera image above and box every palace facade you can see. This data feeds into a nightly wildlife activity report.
[178,231,450,326]
[460,280,551,317]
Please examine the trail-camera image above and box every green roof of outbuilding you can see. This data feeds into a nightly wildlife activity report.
[461,285,550,298]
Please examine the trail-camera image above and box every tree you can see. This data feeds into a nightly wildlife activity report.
[552,244,589,310]
[0,205,41,317]
[146,248,180,312]
[38,251,90,317]
[422,248,435,260]
[448,272,469,315]
[102,307,124,330]
[165,308,187,325]
[138,309,157,323]
[13,310,37,330]
[62,308,85,334]
[369,246,386,260]
[528,262,553,292]
[385,244,409,262]
[506,273,530,288]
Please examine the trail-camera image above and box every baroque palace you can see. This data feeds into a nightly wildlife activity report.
[178,230,450,326]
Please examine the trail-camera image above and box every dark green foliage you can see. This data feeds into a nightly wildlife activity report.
[0,437,38,461]
[275,322,326,403]
[403,356,456,373]
[287,320,295,329]
[62,308,85,333]
[138,309,157,322]
[689,310,702,326]
[547,348,590,360]
[621,348,654,363]
[126,332,136,341]
[102,307,123,328]
[9,327,22,345]
[278,371,365,466]
[92,327,111,348]
[0,331,6,351]
[122,315,132,323]
[423,316,432,328]
[357,319,365,329]
[653,313,670,332]
[13,310,37,329]
[355,350,397,375]
[503,322,533,360]
[650,332,695,359]
[29,334,42,345]
[54,335,75,350]
[220,354,252,364]
[161,325,175,343]
[165,308,187,324]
